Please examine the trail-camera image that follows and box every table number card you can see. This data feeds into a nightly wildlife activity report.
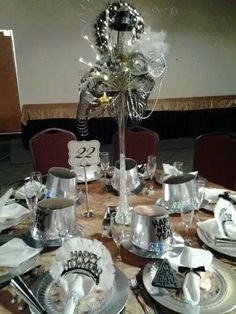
[68,140,100,167]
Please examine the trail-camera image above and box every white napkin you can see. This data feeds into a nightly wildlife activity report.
[169,246,213,305]
[197,198,236,240]
[0,203,30,223]
[163,163,182,175]
[204,188,236,204]
[214,198,236,239]
[162,163,198,177]
[0,238,42,268]
[73,165,100,182]
[62,273,94,314]
[14,181,44,199]
[0,188,13,208]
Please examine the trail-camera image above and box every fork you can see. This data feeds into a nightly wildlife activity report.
[129,277,152,314]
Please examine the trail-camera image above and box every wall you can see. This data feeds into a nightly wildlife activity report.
[0,0,235,107]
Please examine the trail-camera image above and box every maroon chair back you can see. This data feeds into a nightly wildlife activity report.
[29,128,76,175]
[193,132,236,190]
[112,127,159,165]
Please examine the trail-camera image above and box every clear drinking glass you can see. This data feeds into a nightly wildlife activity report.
[30,171,43,199]
[24,181,38,212]
[100,152,110,178]
[194,178,206,221]
[146,155,157,194]
[180,199,194,246]
[55,212,69,243]
[24,181,39,238]
[110,212,125,261]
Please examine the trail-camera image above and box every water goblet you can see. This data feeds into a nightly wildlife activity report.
[30,171,43,199]
[100,152,110,179]
[55,212,69,244]
[180,199,194,246]
[24,181,38,212]
[24,181,39,238]
[146,155,157,195]
[110,212,125,261]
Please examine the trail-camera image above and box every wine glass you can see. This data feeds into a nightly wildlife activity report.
[110,212,125,261]
[55,212,69,244]
[100,152,110,179]
[180,199,195,246]
[194,178,206,222]
[146,155,157,194]
[30,171,43,199]
[24,181,39,238]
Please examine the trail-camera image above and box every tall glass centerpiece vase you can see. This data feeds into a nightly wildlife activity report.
[116,90,131,224]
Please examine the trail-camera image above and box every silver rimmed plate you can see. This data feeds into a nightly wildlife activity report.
[30,266,129,314]
[197,227,236,258]
[122,234,184,259]
[143,259,236,314]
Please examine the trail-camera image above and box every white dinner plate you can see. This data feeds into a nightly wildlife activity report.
[30,266,129,314]
[197,227,236,258]
[143,259,236,314]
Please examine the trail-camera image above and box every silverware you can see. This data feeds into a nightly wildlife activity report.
[215,237,236,246]
[10,265,44,309]
[10,276,47,314]
[130,277,152,314]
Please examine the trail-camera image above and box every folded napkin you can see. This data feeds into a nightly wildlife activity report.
[214,198,236,239]
[162,163,198,177]
[14,181,45,199]
[169,246,213,305]
[204,188,226,204]
[0,203,30,223]
[204,188,236,204]
[0,188,13,208]
[163,163,182,176]
[62,273,94,314]
[73,165,100,182]
[0,238,42,268]
[198,198,236,240]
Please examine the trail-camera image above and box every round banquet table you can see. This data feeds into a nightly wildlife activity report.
[0,177,236,314]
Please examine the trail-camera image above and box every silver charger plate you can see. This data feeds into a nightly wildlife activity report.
[122,233,184,259]
[0,254,39,285]
[143,258,236,314]
[30,266,129,314]
[197,227,236,258]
